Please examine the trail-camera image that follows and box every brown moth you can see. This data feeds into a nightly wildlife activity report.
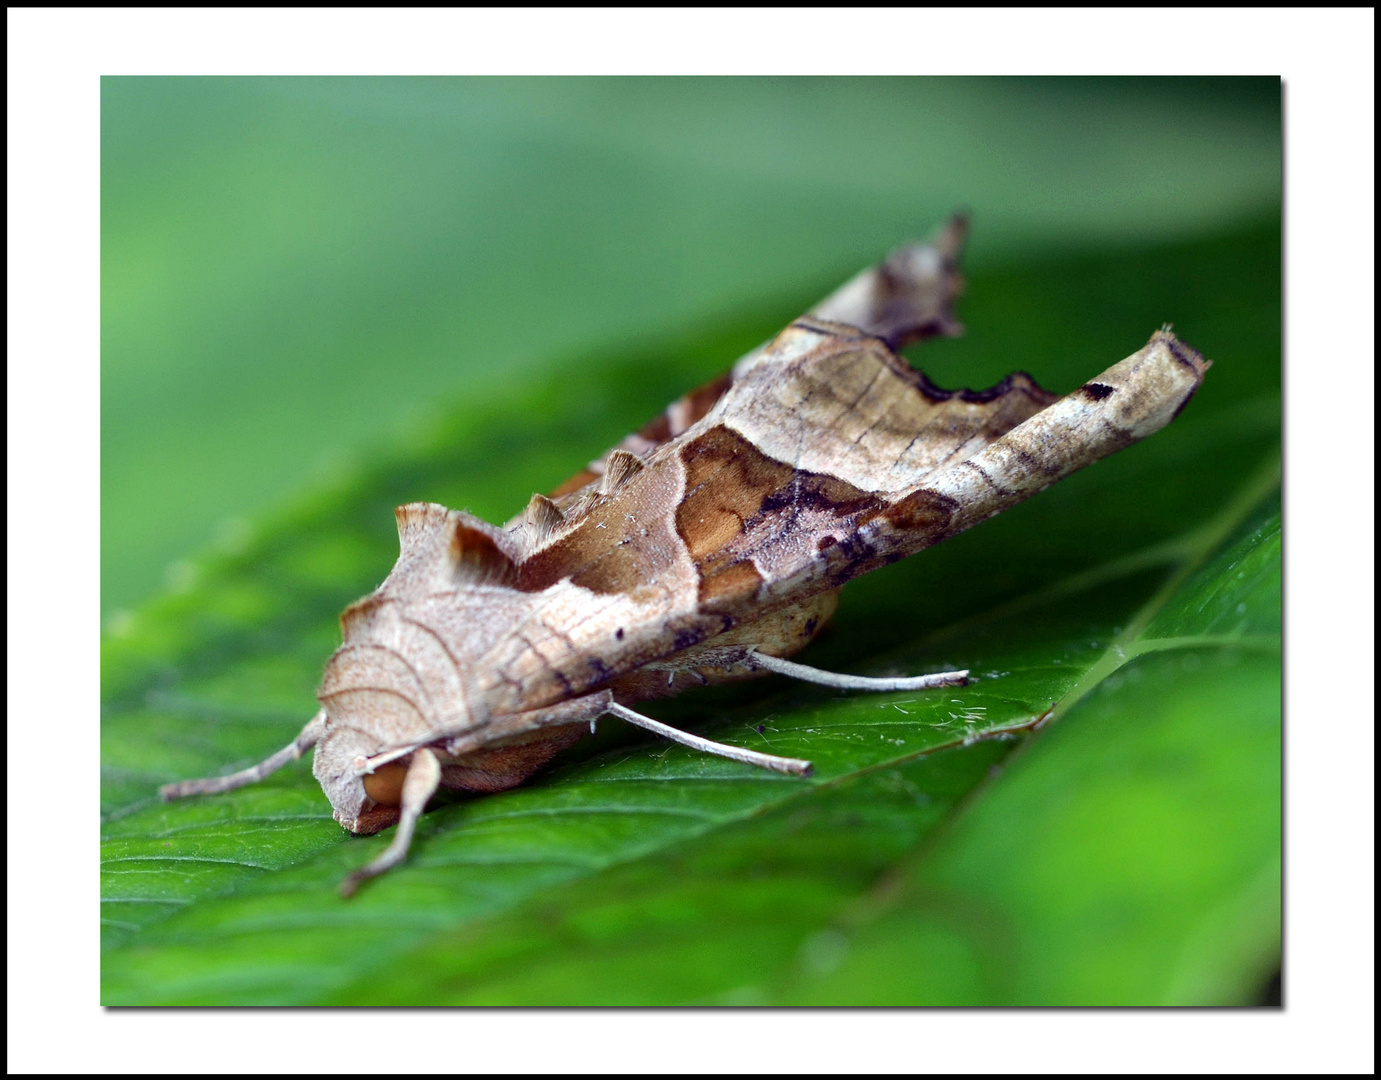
[161,216,1209,895]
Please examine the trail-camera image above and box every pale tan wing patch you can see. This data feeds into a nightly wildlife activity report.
[718,320,1059,499]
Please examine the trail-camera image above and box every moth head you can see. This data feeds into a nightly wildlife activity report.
[313,502,516,833]
[311,723,405,835]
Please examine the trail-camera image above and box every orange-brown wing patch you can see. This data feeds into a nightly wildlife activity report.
[674,424,884,613]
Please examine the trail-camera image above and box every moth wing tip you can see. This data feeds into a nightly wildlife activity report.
[938,209,970,248]
[1148,327,1211,379]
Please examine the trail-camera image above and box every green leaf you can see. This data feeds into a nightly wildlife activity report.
[101,222,1280,1005]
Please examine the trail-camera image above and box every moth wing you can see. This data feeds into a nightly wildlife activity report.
[485,319,1206,719]
[681,321,1209,620]
[471,222,1206,717]
[472,326,984,708]
[652,318,1063,619]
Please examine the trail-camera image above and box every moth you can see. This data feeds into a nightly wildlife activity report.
[162,216,1209,895]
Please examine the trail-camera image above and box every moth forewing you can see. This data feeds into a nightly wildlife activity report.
[871,329,1210,556]
[159,218,1208,894]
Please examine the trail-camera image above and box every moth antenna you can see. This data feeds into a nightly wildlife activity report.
[339,748,442,898]
[605,702,813,777]
[745,650,969,691]
[159,710,326,800]
[523,492,565,546]
[450,520,519,586]
[599,449,644,495]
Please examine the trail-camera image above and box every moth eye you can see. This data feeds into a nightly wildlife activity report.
[362,761,409,806]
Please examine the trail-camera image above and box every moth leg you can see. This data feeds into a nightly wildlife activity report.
[744,650,969,692]
[605,702,812,777]
[159,709,327,800]
[339,747,442,898]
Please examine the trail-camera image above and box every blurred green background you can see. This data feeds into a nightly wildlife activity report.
[101,78,1280,1005]
[101,77,1280,618]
